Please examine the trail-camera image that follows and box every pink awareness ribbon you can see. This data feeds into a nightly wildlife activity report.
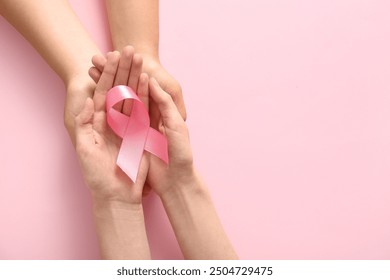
[106,85,169,182]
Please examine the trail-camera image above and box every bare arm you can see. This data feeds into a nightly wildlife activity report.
[148,79,238,259]
[93,201,150,259]
[74,52,151,259]
[0,0,103,142]
[161,174,238,259]
[105,0,159,59]
[0,0,100,84]
[103,0,186,119]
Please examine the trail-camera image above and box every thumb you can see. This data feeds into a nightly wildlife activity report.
[149,78,183,130]
[74,97,95,140]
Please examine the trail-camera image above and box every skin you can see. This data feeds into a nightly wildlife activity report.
[88,48,238,259]
[148,79,238,260]
[2,0,233,259]
[0,0,186,143]
[74,51,151,259]
[90,0,187,125]
[0,0,100,143]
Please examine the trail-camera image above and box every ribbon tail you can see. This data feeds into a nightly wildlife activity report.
[117,105,149,182]
[145,128,169,164]
[106,85,169,183]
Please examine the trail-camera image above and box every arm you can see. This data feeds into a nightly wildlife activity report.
[0,0,100,84]
[93,200,150,260]
[102,0,186,119]
[0,0,102,141]
[105,0,159,59]
[161,173,238,259]
[74,52,151,259]
[148,79,238,260]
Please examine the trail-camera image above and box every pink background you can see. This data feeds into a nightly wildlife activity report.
[1,0,390,259]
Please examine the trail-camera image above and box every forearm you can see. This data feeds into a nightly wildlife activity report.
[160,172,238,260]
[0,0,101,85]
[105,0,159,59]
[92,198,151,260]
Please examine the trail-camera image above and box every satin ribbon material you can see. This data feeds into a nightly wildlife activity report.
[106,85,168,182]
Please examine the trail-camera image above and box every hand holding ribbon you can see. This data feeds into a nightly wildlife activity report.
[106,85,169,182]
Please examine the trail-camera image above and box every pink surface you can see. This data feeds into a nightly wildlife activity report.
[1,0,390,259]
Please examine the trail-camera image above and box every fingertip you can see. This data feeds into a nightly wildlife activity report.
[133,53,143,66]
[149,78,160,99]
[122,45,135,57]
[149,77,159,91]
[88,67,101,83]
[138,73,149,108]
[91,53,107,70]
[140,72,149,84]
[107,51,120,62]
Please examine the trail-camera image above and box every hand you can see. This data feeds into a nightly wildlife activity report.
[89,46,195,196]
[74,51,149,205]
[146,78,195,197]
[89,46,155,196]
[89,47,187,122]
[64,75,96,145]
[88,47,193,197]
[142,55,187,124]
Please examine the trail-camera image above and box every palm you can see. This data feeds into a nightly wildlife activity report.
[88,49,187,197]
[65,77,96,144]
[80,51,149,204]
[78,98,147,205]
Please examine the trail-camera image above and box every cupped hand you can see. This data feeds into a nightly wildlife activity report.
[75,51,150,205]
[64,75,96,145]
[89,48,187,123]
[145,78,195,197]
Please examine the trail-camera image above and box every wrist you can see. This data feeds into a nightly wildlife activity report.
[160,169,208,205]
[135,46,160,62]
[89,183,144,210]
[92,197,144,220]
[64,61,96,87]
[142,56,162,75]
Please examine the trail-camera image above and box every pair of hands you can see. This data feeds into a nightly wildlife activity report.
[64,46,186,149]
[75,47,194,206]
[74,48,238,260]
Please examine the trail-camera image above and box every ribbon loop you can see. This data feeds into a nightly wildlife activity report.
[106,85,168,182]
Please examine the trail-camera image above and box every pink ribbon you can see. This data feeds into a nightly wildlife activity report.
[106,85,168,182]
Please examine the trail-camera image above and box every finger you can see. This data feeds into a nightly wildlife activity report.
[149,78,183,129]
[114,45,134,86]
[137,73,149,112]
[174,93,187,121]
[75,97,95,126]
[91,53,106,73]
[149,100,161,129]
[128,53,143,91]
[113,46,134,112]
[165,81,187,121]
[88,67,102,84]
[123,53,143,115]
[74,98,95,147]
[93,51,120,112]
